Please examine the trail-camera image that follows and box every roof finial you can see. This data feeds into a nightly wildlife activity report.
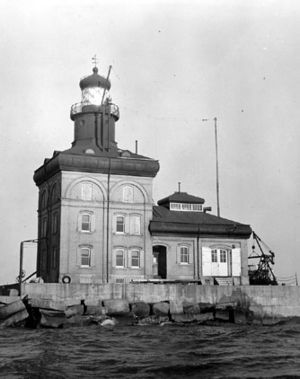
[92,54,99,74]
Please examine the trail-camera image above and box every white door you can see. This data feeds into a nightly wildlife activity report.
[218,249,228,276]
[204,248,229,276]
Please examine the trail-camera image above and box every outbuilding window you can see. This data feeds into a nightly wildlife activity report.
[180,246,189,264]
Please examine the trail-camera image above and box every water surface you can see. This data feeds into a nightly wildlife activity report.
[1,321,300,378]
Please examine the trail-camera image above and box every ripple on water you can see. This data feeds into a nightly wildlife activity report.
[0,323,300,378]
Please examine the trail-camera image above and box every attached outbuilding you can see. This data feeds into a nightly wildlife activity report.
[150,192,252,285]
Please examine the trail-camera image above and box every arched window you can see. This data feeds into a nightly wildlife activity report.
[81,182,93,201]
[123,185,134,203]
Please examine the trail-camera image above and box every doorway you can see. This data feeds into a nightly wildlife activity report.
[210,248,229,276]
[152,245,167,279]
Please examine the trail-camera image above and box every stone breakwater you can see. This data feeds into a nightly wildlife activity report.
[1,283,300,328]
[0,296,274,329]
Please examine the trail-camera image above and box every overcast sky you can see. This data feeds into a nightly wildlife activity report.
[0,0,299,284]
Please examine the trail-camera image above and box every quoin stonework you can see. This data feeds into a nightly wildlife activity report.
[33,64,252,285]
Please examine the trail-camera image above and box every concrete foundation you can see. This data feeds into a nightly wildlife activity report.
[23,283,300,319]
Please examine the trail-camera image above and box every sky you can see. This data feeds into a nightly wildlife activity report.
[0,0,299,284]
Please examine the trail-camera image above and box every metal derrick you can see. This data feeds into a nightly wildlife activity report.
[248,231,278,285]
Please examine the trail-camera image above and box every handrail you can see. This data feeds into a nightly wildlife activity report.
[70,102,120,120]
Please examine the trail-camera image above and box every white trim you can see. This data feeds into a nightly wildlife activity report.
[110,180,148,203]
[170,202,202,212]
[179,245,190,264]
[64,176,106,201]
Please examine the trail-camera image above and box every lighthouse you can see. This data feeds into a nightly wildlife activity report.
[69,65,119,155]
[33,64,159,283]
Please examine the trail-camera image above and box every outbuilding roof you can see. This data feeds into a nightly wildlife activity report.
[157,191,205,207]
[149,205,252,238]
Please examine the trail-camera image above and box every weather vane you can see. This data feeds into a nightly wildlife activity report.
[92,54,98,68]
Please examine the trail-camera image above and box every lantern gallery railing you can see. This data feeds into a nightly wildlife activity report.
[70,102,120,121]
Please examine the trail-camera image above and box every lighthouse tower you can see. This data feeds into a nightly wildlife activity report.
[69,65,119,156]
[34,64,159,283]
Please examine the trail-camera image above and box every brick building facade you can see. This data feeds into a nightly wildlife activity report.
[33,65,252,285]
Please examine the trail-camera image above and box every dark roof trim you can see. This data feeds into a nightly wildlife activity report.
[34,152,160,186]
[149,220,252,238]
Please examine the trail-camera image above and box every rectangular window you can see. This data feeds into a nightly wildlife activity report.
[116,216,125,233]
[192,204,202,211]
[81,214,91,232]
[180,246,189,263]
[129,215,140,235]
[170,202,181,210]
[211,250,218,263]
[81,183,92,201]
[131,250,140,268]
[170,203,202,212]
[81,248,91,267]
[220,250,227,263]
[116,250,125,267]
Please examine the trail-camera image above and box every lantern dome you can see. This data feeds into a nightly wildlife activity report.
[79,67,111,91]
